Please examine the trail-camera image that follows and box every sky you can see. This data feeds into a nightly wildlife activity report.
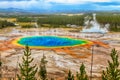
[0,0,120,11]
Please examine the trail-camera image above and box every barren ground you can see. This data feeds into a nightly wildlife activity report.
[0,28,120,80]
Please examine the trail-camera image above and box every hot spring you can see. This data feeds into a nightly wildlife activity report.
[12,36,92,48]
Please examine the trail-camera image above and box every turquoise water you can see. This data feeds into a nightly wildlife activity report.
[17,36,88,47]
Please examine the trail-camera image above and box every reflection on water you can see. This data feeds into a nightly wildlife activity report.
[81,13,109,33]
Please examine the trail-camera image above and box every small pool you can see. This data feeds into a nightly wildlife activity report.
[12,36,92,48]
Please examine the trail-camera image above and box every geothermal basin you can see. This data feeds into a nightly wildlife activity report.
[1,28,119,80]
[12,36,93,49]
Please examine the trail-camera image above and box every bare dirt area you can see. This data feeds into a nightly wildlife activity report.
[0,28,120,80]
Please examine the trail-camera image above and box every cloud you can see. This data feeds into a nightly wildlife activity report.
[0,0,52,9]
[45,0,111,4]
[94,2,120,6]
[0,0,119,11]
[0,0,111,6]
[0,0,112,9]
[95,5,120,10]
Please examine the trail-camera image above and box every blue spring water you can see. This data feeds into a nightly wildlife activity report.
[17,36,88,47]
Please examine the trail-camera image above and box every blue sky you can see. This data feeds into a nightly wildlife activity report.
[0,0,120,11]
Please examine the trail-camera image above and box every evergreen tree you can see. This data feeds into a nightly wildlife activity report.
[39,54,48,80]
[0,60,2,78]
[0,59,2,79]
[17,46,38,80]
[66,70,74,80]
[0,52,2,67]
[50,78,55,80]
[102,48,120,80]
[76,63,88,80]
[0,62,1,67]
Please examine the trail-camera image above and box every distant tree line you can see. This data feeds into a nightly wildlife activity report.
[17,15,85,28]
[2,14,120,32]
[0,20,15,29]
[17,17,34,22]
[37,15,84,26]
[96,15,120,32]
